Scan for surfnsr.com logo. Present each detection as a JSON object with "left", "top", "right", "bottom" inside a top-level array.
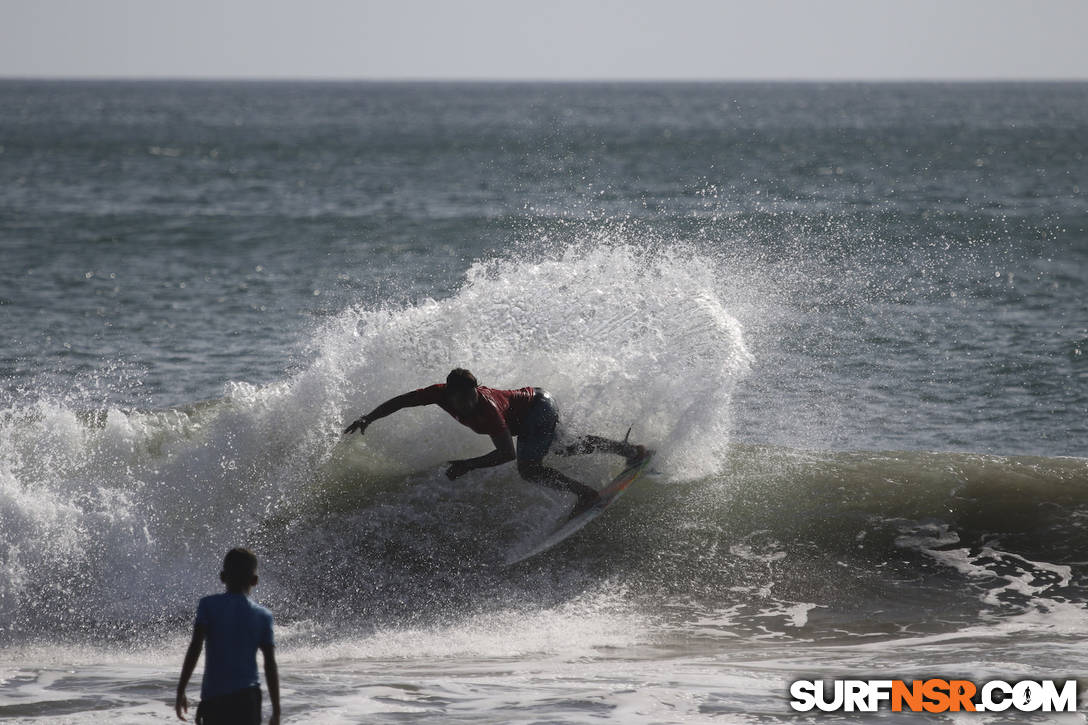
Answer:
[{"left": 789, "top": 679, "right": 1078, "bottom": 713}]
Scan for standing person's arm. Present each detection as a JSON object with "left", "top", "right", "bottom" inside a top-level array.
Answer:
[
  {"left": 175, "top": 624, "right": 205, "bottom": 721},
  {"left": 344, "top": 389, "right": 436, "bottom": 434},
  {"left": 260, "top": 641, "right": 281, "bottom": 725}
]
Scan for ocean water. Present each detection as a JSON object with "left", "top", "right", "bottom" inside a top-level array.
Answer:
[{"left": 1, "top": 80, "right": 1086, "bottom": 723}]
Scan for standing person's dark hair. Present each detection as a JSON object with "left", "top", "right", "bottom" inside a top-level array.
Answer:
[
  {"left": 175, "top": 548, "right": 281, "bottom": 725},
  {"left": 221, "top": 547, "right": 259, "bottom": 589}
]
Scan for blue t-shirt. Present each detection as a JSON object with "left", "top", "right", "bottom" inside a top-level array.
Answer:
[{"left": 195, "top": 592, "right": 275, "bottom": 699}]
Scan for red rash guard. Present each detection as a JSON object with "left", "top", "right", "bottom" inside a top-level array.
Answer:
[{"left": 405, "top": 384, "right": 536, "bottom": 436}]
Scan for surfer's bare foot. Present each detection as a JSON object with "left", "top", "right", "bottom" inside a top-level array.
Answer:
[
  {"left": 570, "top": 491, "right": 602, "bottom": 518},
  {"left": 624, "top": 443, "right": 648, "bottom": 466}
]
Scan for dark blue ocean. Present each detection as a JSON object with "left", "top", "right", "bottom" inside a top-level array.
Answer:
[{"left": 1, "top": 81, "right": 1086, "bottom": 722}]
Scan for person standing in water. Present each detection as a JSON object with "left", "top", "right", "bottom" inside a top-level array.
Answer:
[
  {"left": 343, "top": 368, "right": 646, "bottom": 516},
  {"left": 175, "top": 548, "right": 280, "bottom": 725}
]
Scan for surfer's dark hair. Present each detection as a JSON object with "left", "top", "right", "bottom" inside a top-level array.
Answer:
[
  {"left": 221, "top": 547, "right": 258, "bottom": 587},
  {"left": 446, "top": 368, "right": 478, "bottom": 391}
]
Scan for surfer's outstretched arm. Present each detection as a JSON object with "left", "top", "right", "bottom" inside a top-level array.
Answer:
[
  {"left": 344, "top": 391, "right": 425, "bottom": 434},
  {"left": 446, "top": 431, "right": 516, "bottom": 479}
]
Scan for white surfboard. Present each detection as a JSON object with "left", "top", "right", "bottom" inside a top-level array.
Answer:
[{"left": 504, "top": 449, "right": 655, "bottom": 566}]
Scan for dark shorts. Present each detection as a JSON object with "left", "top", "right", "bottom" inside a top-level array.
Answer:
[
  {"left": 516, "top": 388, "right": 559, "bottom": 462},
  {"left": 196, "top": 687, "right": 262, "bottom": 725}
]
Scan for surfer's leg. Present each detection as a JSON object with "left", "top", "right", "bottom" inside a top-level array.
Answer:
[
  {"left": 516, "top": 389, "right": 600, "bottom": 512},
  {"left": 517, "top": 459, "right": 599, "bottom": 504},
  {"left": 558, "top": 434, "right": 622, "bottom": 456},
  {"left": 558, "top": 434, "right": 644, "bottom": 463}
]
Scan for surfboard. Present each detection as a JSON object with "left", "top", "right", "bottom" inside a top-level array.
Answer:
[{"left": 504, "top": 448, "right": 656, "bottom": 566}]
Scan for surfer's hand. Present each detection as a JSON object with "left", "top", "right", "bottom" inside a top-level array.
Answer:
[
  {"left": 446, "top": 460, "right": 472, "bottom": 480},
  {"left": 344, "top": 416, "right": 370, "bottom": 435},
  {"left": 175, "top": 691, "right": 188, "bottom": 720}
]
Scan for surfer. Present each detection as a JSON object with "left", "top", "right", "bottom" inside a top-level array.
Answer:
[{"left": 344, "top": 368, "right": 645, "bottom": 515}]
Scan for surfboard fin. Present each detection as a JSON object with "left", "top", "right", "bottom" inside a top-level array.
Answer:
[{"left": 621, "top": 426, "right": 651, "bottom": 466}]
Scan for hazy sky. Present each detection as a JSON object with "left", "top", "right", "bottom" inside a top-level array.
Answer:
[{"left": 2, "top": 0, "right": 1087, "bottom": 81}]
